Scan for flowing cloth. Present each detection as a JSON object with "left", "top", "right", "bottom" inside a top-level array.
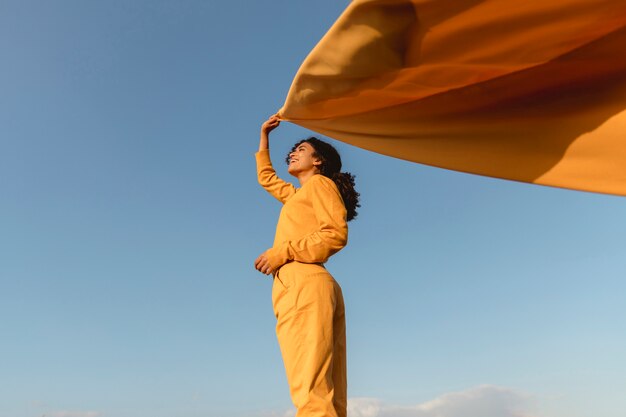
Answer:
[{"left": 278, "top": 0, "right": 626, "bottom": 195}]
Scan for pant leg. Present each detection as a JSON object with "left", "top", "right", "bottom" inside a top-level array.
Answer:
[
  {"left": 331, "top": 284, "right": 347, "bottom": 417},
  {"left": 272, "top": 266, "right": 347, "bottom": 417}
]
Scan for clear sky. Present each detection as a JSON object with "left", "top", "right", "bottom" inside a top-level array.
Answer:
[{"left": 1, "top": 2, "right": 625, "bottom": 417}]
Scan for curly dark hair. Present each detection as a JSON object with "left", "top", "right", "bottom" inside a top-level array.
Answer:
[{"left": 286, "top": 137, "right": 360, "bottom": 221}]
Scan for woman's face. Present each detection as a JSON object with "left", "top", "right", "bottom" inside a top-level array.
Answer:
[{"left": 287, "top": 142, "right": 321, "bottom": 176}]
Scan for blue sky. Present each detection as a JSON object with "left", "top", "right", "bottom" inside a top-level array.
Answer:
[{"left": 1, "top": 1, "right": 625, "bottom": 417}]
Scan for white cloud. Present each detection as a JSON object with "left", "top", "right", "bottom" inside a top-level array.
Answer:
[
  {"left": 349, "top": 385, "right": 535, "bottom": 417},
  {"left": 276, "top": 385, "right": 537, "bottom": 417},
  {"left": 281, "top": 408, "right": 296, "bottom": 417},
  {"left": 348, "top": 397, "right": 382, "bottom": 417}
]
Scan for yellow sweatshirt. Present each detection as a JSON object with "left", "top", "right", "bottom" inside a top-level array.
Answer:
[{"left": 256, "top": 149, "right": 348, "bottom": 271}]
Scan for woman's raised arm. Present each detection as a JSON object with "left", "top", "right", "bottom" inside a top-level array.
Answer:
[
  {"left": 259, "top": 114, "right": 280, "bottom": 152},
  {"left": 256, "top": 114, "right": 297, "bottom": 203}
]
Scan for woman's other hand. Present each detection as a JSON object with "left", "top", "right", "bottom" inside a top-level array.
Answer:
[{"left": 254, "top": 250, "right": 274, "bottom": 275}]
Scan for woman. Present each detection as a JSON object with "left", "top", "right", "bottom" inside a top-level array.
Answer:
[{"left": 254, "top": 114, "right": 360, "bottom": 417}]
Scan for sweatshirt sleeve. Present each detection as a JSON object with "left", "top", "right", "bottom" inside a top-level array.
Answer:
[
  {"left": 265, "top": 175, "right": 348, "bottom": 269},
  {"left": 255, "top": 149, "right": 296, "bottom": 203}
]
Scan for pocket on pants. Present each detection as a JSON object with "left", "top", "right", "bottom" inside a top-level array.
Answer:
[
  {"left": 273, "top": 268, "right": 291, "bottom": 290},
  {"left": 272, "top": 271, "right": 294, "bottom": 320}
]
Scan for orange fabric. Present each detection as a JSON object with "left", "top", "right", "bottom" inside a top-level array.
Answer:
[{"left": 279, "top": 0, "right": 626, "bottom": 195}]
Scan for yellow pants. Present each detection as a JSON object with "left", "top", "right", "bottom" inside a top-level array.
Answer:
[{"left": 272, "top": 262, "right": 347, "bottom": 417}]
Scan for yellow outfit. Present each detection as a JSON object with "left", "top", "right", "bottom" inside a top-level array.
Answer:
[{"left": 256, "top": 149, "right": 348, "bottom": 417}]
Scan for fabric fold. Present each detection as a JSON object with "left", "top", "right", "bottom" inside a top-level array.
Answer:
[{"left": 280, "top": 0, "right": 626, "bottom": 195}]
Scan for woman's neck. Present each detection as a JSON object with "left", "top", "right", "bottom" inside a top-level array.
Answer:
[{"left": 296, "top": 170, "right": 319, "bottom": 187}]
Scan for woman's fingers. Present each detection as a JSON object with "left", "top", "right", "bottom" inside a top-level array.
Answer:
[
  {"left": 254, "top": 252, "right": 273, "bottom": 275},
  {"left": 261, "top": 115, "right": 281, "bottom": 135}
]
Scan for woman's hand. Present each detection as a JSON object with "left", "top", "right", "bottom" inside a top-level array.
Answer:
[
  {"left": 259, "top": 114, "right": 280, "bottom": 152},
  {"left": 261, "top": 114, "right": 281, "bottom": 136},
  {"left": 254, "top": 250, "right": 274, "bottom": 275}
]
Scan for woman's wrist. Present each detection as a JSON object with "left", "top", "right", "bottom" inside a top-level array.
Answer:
[{"left": 259, "top": 132, "right": 269, "bottom": 151}]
